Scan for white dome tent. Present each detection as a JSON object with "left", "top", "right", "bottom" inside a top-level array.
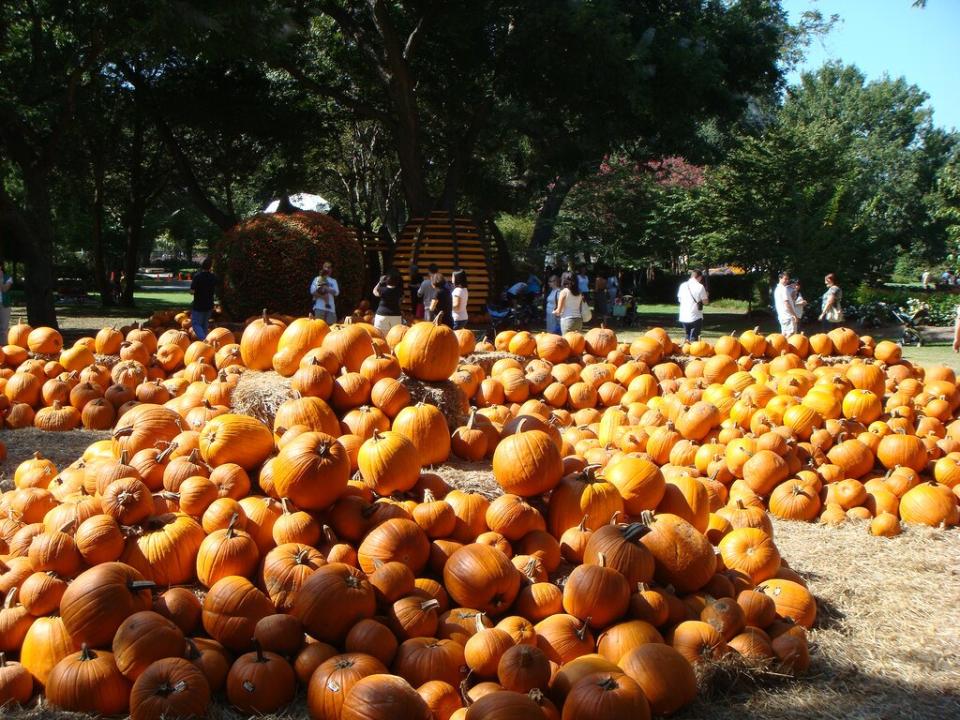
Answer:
[{"left": 263, "top": 192, "right": 331, "bottom": 214}]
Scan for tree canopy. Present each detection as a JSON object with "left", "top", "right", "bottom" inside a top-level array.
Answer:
[{"left": 0, "top": 1, "right": 954, "bottom": 324}]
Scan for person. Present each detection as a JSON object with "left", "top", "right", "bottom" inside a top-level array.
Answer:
[
  {"left": 310, "top": 261, "right": 339, "bottom": 324},
  {"left": 0, "top": 262, "right": 12, "bottom": 340},
  {"left": 189, "top": 257, "right": 218, "bottom": 340},
  {"left": 818, "top": 273, "right": 843, "bottom": 330},
  {"left": 554, "top": 272, "right": 584, "bottom": 334},
  {"left": 576, "top": 266, "right": 590, "bottom": 297},
  {"left": 430, "top": 273, "right": 453, "bottom": 327},
  {"left": 677, "top": 269, "right": 708, "bottom": 342},
  {"left": 545, "top": 275, "right": 561, "bottom": 334},
  {"left": 607, "top": 272, "right": 620, "bottom": 305},
  {"left": 921, "top": 270, "right": 932, "bottom": 289},
  {"left": 953, "top": 304, "right": 960, "bottom": 353},
  {"left": 372, "top": 267, "right": 403, "bottom": 336},
  {"left": 451, "top": 270, "right": 469, "bottom": 330},
  {"left": 594, "top": 274, "right": 608, "bottom": 321},
  {"left": 773, "top": 271, "right": 802, "bottom": 336},
  {"left": 417, "top": 263, "right": 439, "bottom": 320},
  {"left": 525, "top": 271, "right": 542, "bottom": 297}
]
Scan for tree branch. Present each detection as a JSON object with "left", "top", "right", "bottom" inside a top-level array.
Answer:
[
  {"left": 276, "top": 62, "right": 392, "bottom": 124},
  {"left": 403, "top": 17, "right": 424, "bottom": 61}
]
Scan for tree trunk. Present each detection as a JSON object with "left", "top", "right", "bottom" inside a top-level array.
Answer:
[
  {"left": 91, "top": 153, "right": 112, "bottom": 305},
  {"left": 121, "top": 94, "right": 146, "bottom": 308},
  {"left": 530, "top": 172, "right": 579, "bottom": 250},
  {"left": 21, "top": 182, "right": 59, "bottom": 328}
]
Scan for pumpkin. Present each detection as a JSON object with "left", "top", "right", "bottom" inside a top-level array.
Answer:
[
  {"left": 112, "top": 610, "right": 186, "bottom": 680},
  {"left": 496, "top": 643, "right": 551, "bottom": 694},
  {"left": 443, "top": 544, "right": 521, "bottom": 616},
  {"left": 0, "top": 652, "right": 33, "bottom": 707},
  {"left": 45, "top": 645, "right": 130, "bottom": 714},
  {"left": 563, "top": 670, "right": 651, "bottom": 720},
  {"left": 19, "top": 616, "right": 74, "bottom": 688},
  {"left": 392, "top": 637, "right": 465, "bottom": 688},
  {"left": 638, "top": 512, "right": 716, "bottom": 593},
  {"left": 358, "top": 518, "right": 431, "bottom": 575},
  {"left": 239, "top": 311, "right": 286, "bottom": 370},
  {"left": 393, "top": 402, "right": 452, "bottom": 466},
  {"left": 129, "top": 656, "right": 211, "bottom": 720},
  {"left": 356, "top": 430, "right": 421, "bottom": 495},
  {"left": 307, "top": 653, "right": 388, "bottom": 720},
  {"left": 340, "top": 673, "right": 431, "bottom": 720},
  {"left": 291, "top": 562, "right": 376, "bottom": 644},
  {"left": 201, "top": 576, "right": 274, "bottom": 652},
  {"left": 272, "top": 431, "right": 350, "bottom": 509},
  {"left": 492, "top": 428, "right": 563, "bottom": 497},
  {"left": 757, "top": 579, "right": 817, "bottom": 628},
  {"left": 198, "top": 413, "right": 275, "bottom": 471},
  {"left": 226, "top": 641, "right": 296, "bottom": 714},
  {"left": 59, "top": 562, "right": 154, "bottom": 648},
  {"left": 619, "top": 643, "right": 696, "bottom": 716},
  {"left": 396, "top": 317, "right": 461, "bottom": 381}
]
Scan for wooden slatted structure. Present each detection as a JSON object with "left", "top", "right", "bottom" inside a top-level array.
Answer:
[{"left": 390, "top": 211, "right": 502, "bottom": 316}]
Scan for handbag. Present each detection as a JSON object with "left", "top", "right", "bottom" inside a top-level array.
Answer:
[
  {"left": 580, "top": 297, "right": 593, "bottom": 323},
  {"left": 825, "top": 305, "right": 844, "bottom": 323}
]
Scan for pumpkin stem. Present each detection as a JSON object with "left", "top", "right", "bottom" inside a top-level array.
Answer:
[
  {"left": 597, "top": 552, "right": 607, "bottom": 569},
  {"left": 433, "top": 311, "right": 444, "bottom": 325},
  {"left": 475, "top": 612, "right": 487, "bottom": 633},
  {"left": 577, "top": 515, "right": 589, "bottom": 532},
  {"left": 576, "top": 618, "right": 590, "bottom": 641},
  {"left": 622, "top": 522, "right": 651, "bottom": 542},
  {"left": 227, "top": 512, "right": 240, "bottom": 537},
  {"left": 78, "top": 643, "right": 94, "bottom": 661},
  {"left": 4, "top": 586, "right": 20, "bottom": 608},
  {"left": 127, "top": 579, "right": 158, "bottom": 593},
  {"left": 252, "top": 638, "right": 267, "bottom": 663},
  {"left": 295, "top": 548, "right": 311, "bottom": 564}
]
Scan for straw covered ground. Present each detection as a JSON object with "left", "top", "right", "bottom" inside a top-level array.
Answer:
[{"left": 2, "top": 437, "right": 958, "bottom": 719}]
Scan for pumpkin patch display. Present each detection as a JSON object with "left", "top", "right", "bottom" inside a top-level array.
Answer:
[{"left": 2, "top": 315, "right": 958, "bottom": 719}]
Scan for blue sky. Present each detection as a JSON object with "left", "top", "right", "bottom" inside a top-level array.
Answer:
[{"left": 782, "top": 0, "right": 960, "bottom": 131}]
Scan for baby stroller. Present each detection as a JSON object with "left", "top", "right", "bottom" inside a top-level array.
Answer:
[
  {"left": 891, "top": 302, "right": 928, "bottom": 346},
  {"left": 486, "top": 304, "right": 518, "bottom": 338}
]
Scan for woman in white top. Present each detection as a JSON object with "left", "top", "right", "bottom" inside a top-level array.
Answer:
[
  {"left": 545, "top": 275, "right": 561, "bottom": 334},
  {"left": 677, "top": 269, "right": 708, "bottom": 341},
  {"left": 451, "top": 271, "right": 469, "bottom": 330},
  {"left": 554, "top": 272, "right": 584, "bottom": 334}
]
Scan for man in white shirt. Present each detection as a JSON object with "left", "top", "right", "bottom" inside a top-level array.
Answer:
[
  {"left": 309, "top": 260, "right": 339, "bottom": 324},
  {"left": 773, "top": 271, "right": 801, "bottom": 336},
  {"left": 677, "top": 270, "right": 709, "bottom": 341}
]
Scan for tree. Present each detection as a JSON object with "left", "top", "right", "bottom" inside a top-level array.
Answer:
[
  {"left": 0, "top": 2, "right": 111, "bottom": 326},
  {"left": 693, "top": 63, "right": 955, "bottom": 288}
]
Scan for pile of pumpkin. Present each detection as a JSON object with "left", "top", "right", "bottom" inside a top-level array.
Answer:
[{"left": 0, "top": 316, "right": 842, "bottom": 718}]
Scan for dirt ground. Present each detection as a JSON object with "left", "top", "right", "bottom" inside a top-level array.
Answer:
[{"left": 3, "top": 437, "right": 959, "bottom": 719}]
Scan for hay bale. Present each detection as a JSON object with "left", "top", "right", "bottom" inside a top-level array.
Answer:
[
  {"left": 463, "top": 351, "right": 526, "bottom": 374},
  {"left": 398, "top": 374, "right": 469, "bottom": 430},
  {"left": 231, "top": 371, "right": 294, "bottom": 426}
]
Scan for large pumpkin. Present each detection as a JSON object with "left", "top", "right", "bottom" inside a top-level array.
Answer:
[
  {"left": 45, "top": 645, "right": 131, "bottom": 715},
  {"left": 396, "top": 317, "right": 460, "bottom": 381},
  {"left": 272, "top": 431, "right": 350, "bottom": 510},
  {"left": 492, "top": 429, "right": 563, "bottom": 497},
  {"left": 291, "top": 563, "right": 377, "bottom": 644},
  {"left": 638, "top": 512, "right": 716, "bottom": 593},
  {"left": 443, "top": 544, "right": 521, "bottom": 615},
  {"left": 59, "top": 562, "right": 155, "bottom": 648},
  {"left": 199, "top": 414, "right": 275, "bottom": 470},
  {"left": 392, "top": 403, "right": 452, "bottom": 466}
]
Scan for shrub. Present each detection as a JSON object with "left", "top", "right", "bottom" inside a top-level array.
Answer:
[{"left": 214, "top": 211, "right": 365, "bottom": 321}]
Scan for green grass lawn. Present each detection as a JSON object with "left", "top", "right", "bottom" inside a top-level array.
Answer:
[{"left": 47, "top": 290, "right": 194, "bottom": 319}]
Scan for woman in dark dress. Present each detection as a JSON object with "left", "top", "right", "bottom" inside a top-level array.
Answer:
[{"left": 373, "top": 267, "right": 404, "bottom": 336}]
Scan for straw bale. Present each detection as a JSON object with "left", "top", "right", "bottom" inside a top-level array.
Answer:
[{"left": 231, "top": 370, "right": 294, "bottom": 426}]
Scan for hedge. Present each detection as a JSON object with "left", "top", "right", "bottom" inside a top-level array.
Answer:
[{"left": 214, "top": 211, "right": 365, "bottom": 322}]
